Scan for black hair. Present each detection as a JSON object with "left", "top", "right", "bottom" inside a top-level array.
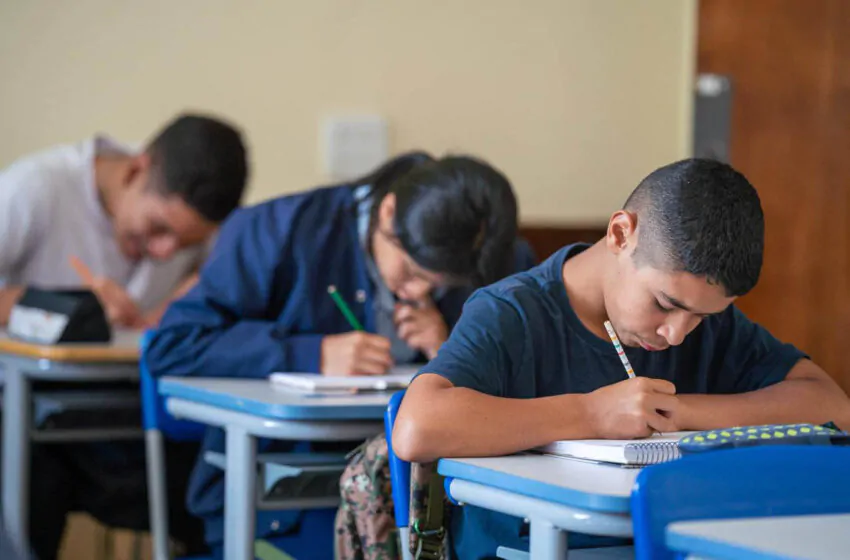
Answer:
[
  {"left": 624, "top": 158, "right": 764, "bottom": 296},
  {"left": 145, "top": 113, "right": 248, "bottom": 222},
  {"left": 357, "top": 151, "right": 519, "bottom": 287}
]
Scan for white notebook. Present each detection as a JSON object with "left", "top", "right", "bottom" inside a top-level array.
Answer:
[
  {"left": 269, "top": 365, "right": 420, "bottom": 394},
  {"left": 538, "top": 431, "right": 694, "bottom": 466}
]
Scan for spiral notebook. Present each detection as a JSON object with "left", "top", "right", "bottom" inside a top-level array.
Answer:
[
  {"left": 539, "top": 431, "right": 695, "bottom": 466},
  {"left": 269, "top": 365, "right": 420, "bottom": 394}
]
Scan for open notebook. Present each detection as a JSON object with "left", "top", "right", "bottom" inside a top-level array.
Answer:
[
  {"left": 538, "top": 431, "right": 695, "bottom": 466},
  {"left": 269, "top": 365, "right": 420, "bottom": 394}
]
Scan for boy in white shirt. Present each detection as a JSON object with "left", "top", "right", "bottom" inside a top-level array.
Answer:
[
  {"left": 0, "top": 113, "right": 248, "bottom": 328},
  {"left": 0, "top": 113, "right": 248, "bottom": 559}
]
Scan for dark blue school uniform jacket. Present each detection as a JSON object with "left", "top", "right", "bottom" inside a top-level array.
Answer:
[{"left": 146, "top": 184, "right": 536, "bottom": 544}]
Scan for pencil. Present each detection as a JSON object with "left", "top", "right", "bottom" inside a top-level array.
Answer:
[
  {"left": 604, "top": 321, "right": 664, "bottom": 435},
  {"left": 603, "top": 320, "right": 636, "bottom": 379},
  {"left": 328, "top": 285, "right": 364, "bottom": 331}
]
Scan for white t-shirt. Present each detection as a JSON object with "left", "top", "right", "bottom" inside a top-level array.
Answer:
[{"left": 0, "top": 136, "right": 204, "bottom": 311}]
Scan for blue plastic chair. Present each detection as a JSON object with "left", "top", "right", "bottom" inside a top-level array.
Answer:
[
  {"left": 140, "top": 331, "right": 336, "bottom": 560},
  {"left": 631, "top": 445, "right": 850, "bottom": 560},
  {"left": 141, "top": 331, "right": 208, "bottom": 560},
  {"left": 384, "top": 391, "right": 413, "bottom": 560}
]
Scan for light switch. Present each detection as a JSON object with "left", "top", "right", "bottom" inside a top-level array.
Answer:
[{"left": 321, "top": 115, "right": 388, "bottom": 180}]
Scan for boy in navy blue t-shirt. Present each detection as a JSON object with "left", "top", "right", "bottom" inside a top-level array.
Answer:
[{"left": 394, "top": 159, "right": 850, "bottom": 559}]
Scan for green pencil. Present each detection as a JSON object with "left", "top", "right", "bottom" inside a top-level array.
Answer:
[{"left": 327, "top": 285, "right": 364, "bottom": 331}]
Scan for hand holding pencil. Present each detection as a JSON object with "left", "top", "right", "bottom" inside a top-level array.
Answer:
[
  {"left": 321, "top": 285, "right": 393, "bottom": 376},
  {"left": 580, "top": 320, "right": 679, "bottom": 438},
  {"left": 584, "top": 375, "right": 679, "bottom": 439}
]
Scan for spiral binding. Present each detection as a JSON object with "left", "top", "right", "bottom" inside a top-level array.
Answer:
[{"left": 624, "top": 441, "right": 680, "bottom": 464}]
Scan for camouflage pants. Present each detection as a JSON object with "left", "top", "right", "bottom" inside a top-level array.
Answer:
[{"left": 335, "top": 433, "right": 400, "bottom": 560}]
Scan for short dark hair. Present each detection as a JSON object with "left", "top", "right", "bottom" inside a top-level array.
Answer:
[
  {"left": 384, "top": 154, "right": 518, "bottom": 287},
  {"left": 624, "top": 158, "right": 764, "bottom": 296},
  {"left": 145, "top": 113, "right": 248, "bottom": 222}
]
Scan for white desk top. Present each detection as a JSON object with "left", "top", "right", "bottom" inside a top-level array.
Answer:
[
  {"left": 0, "top": 330, "right": 141, "bottom": 362},
  {"left": 439, "top": 454, "right": 639, "bottom": 513},
  {"left": 160, "top": 377, "right": 395, "bottom": 420},
  {"left": 667, "top": 513, "right": 850, "bottom": 560}
]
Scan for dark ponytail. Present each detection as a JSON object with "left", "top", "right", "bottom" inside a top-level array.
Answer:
[
  {"left": 392, "top": 156, "right": 518, "bottom": 287},
  {"left": 356, "top": 151, "right": 435, "bottom": 200},
  {"left": 356, "top": 152, "right": 519, "bottom": 287},
  {"left": 356, "top": 151, "right": 434, "bottom": 242}
]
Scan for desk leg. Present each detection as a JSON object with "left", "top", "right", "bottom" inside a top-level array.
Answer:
[
  {"left": 2, "top": 371, "right": 30, "bottom": 555},
  {"left": 225, "top": 426, "right": 257, "bottom": 560},
  {"left": 145, "top": 430, "right": 171, "bottom": 560},
  {"left": 530, "top": 519, "right": 567, "bottom": 560}
]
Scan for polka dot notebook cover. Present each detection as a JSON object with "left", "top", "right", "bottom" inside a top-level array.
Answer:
[{"left": 539, "top": 423, "right": 849, "bottom": 466}]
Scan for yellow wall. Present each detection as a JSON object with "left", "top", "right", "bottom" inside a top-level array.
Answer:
[{"left": 0, "top": 0, "right": 695, "bottom": 223}]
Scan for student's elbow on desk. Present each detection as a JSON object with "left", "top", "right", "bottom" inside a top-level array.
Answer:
[
  {"left": 392, "top": 414, "right": 433, "bottom": 463},
  {"left": 392, "top": 374, "right": 456, "bottom": 463}
]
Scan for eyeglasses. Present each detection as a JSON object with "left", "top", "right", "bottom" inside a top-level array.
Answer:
[{"left": 376, "top": 228, "right": 443, "bottom": 290}]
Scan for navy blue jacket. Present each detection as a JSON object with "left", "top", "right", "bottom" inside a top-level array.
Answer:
[{"left": 146, "top": 184, "right": 536, "bottom": 543}]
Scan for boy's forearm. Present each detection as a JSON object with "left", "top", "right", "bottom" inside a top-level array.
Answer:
[
  {"left": 678, "top": 364, "right": 850, "bottom": 430},
  {"left": 393, "top": 374, "right": 595, "bottom": 462}
]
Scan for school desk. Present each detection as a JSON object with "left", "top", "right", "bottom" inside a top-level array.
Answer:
[
  {"left": 0, "top": 330, "right": 142, "bottom": 553},
  {"left": 160, "top": 377, "right": 391, "bottom": 560},
  {"left": 438, "top": 454, "right": 637, "bottom": 559}
]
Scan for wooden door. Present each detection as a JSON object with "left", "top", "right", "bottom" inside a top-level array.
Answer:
[{"left": 698, "top": 0, "right": 850, "bottom": 393}]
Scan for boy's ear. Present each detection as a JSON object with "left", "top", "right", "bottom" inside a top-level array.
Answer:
[
  {"left": 378, "top": 192, "right": 396, "bottom": 229},
  {"left": 135, "top": 152, "right": 151, "bottom": 172},
  {"left": 124, "top": 153, "right": 152, "bottom": 189},
  {"left": 606, "top": 210, "right": 638, "bottom": 255}
]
